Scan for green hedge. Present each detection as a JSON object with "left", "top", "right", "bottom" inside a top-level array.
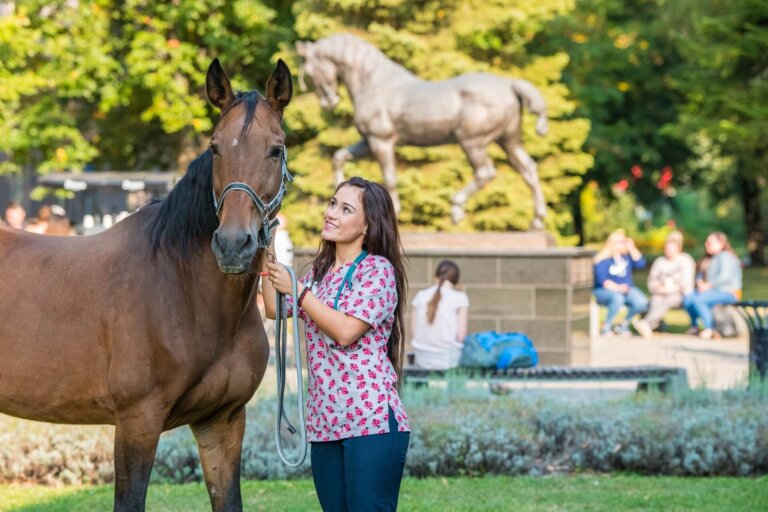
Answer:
[{"left": 1, "top": 386, "right": 767, "bottom": 485}]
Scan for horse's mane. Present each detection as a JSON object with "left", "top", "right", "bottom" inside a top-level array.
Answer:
[
  {"left": 314, "top": 34, "right": 413, "bottom": 80},
  {"left": 145, "top": 91, "right": 259, "bottom": 256}
]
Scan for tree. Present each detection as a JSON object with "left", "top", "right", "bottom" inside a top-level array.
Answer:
[
  {"left": 660, "top": 0, "right": 768, "bottom": 264},
  {"left": 281, "top": 0, "right": 592, "bottom": 246},
  {"left": 534, "top": 0, "right": 691, "bottom": 245}
]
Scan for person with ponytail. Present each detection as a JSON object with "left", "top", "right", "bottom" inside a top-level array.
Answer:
[
  {"left": 410, "top": 260, "right": 470, "bottom": 370},
  {"left": 262, "top": 177, "right": 409, "bottom": 512}
]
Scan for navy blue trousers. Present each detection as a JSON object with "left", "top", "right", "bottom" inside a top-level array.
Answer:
[{"left": 311, "top": 406, "right": 410, "bottom": 511}]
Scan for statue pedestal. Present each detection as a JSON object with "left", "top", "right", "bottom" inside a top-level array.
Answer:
[
  {"left": 402, "top": 232, "right": 594, "bottom": 366},
  {"left": 294, "top": 232, "right": 594, "bottom": 366}
]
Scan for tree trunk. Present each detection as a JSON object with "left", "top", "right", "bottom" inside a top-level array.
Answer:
[
  {"left": 571, "top": 187, "right": 584, "bottom": 246},
  {"left": 741, "top": 174, "right": 765, "bottom": 266}
]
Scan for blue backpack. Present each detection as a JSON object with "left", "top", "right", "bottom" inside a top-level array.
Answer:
[{"left": 460, "top": 331, "right": 538, "bottom": 370}]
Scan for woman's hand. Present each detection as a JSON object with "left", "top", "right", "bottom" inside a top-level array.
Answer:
[{"left": 266, "top": 261, "right": 297, "bottom": 296}]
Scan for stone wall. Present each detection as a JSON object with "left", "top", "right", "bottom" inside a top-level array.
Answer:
[{"left": 293, "top": 244, "right": 595, "bottom": 366}]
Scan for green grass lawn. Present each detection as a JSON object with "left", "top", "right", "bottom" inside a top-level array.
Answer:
[{"left": 2, "top": 475, "right": 767, "bottom": 511}]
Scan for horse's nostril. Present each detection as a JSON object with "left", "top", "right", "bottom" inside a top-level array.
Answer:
[{"left": 240, "top": 233, "right": 255, "bottom": 252}]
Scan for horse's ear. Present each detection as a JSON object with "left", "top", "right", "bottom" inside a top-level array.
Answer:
[
  {"left": 266, "top": 59, "right": 292, "bottom": 112},
  {"left": 206, "top": 58, "right": 236, "bottom": 111}
]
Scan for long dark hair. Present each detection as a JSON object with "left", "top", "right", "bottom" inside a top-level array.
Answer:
[
  {"left": 311, "top": 177, "right": 408, "bottom": 383},
  {"left": 427, "top": 260, "right": 460, "bottom": 324}
]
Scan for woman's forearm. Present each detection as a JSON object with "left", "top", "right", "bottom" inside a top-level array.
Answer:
[{"left": 300, "top": 290, "right": 370, "bottom": 346}]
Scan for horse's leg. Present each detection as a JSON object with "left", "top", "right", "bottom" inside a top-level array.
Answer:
[
  {"left": 191, "top": 406, "right": 247, "bottom": 512},
  {"left": 451, "top": 143, "right": 497, "bottom": 223},
  {"left": 501, "top": 139, "right": 547, "bottom": 230},
  {"left": 367, "top": 137, "right": 401, "bottom": 213},
  {"left": 332, "top": 139, "right": 371, "bottom": 186},
  {"left": 113, "top": 406, "right": 166, "bottom": 511}
]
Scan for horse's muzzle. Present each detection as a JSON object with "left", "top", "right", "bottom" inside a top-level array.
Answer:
[{"left": 211, "top": 228, "right": 258, "bottom": 274}]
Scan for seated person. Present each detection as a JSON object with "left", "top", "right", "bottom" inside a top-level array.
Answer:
[
  {"left": 633, "top": 231, "right": 696, "bottom": 338},
  {"left": 683, "top": 232, "right": 742, "bottom": 339},
  {"left": 593, "top": 229, "right": 649, "bottom": 336},
  {"left": 410, "top": 260, "right": 469, "bottom": 370}
]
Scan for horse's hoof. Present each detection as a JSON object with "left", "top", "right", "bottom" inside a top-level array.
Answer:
[
  {"left": 529, "top": 218, "right": 545, "bottom": 231},
  {"left": 451, "top": 205, "right": 466, "bottom": 224}
]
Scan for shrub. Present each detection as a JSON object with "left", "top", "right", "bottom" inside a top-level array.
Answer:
[{"left": 1, "top": 385, "right": 767, "bottom": 485}]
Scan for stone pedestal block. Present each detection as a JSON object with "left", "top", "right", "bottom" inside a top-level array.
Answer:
[{"left": 293, "top": 233, "right": 595, "bottom": 366}]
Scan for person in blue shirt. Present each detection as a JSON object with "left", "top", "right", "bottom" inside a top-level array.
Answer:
[
  {"left": 683, "top": 231, "right": 743, "bottom": 339},
  {"left": 593, "top": 229, "right": 649, "bottom": 336}
]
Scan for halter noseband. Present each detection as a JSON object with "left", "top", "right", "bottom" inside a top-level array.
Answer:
[{"left": 212, "top": 150, "right": 293, "bottom": 248}]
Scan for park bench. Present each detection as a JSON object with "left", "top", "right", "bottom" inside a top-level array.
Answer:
[{"left": 402, "top": 365, "right": 689, "bottom": 393}]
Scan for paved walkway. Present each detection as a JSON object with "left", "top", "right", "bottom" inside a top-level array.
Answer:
[{"left": 590, "top": 332, "right": 750, "bottom": 390}]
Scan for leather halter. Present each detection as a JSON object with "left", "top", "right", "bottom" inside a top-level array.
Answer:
[{"left": 212, "top": 150, "right": 293, "bottom": 248}]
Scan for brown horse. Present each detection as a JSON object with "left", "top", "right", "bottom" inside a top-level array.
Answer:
[{"left": 0, "top": 58, "right": 292, "bottom": 511}]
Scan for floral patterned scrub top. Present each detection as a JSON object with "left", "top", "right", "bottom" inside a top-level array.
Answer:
[{"left": 286, "top": 254, "right": 410, "bottom": 442}]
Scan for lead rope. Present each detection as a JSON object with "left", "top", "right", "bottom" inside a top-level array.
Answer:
[{"left": 274, "top": 263, "right": 308, "bottom": 467}]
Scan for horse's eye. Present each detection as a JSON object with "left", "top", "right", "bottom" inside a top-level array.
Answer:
[{"left": 270, "top": 147, "right": 283, "bottom": 160}]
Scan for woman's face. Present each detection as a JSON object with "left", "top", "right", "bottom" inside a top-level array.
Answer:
[
  {"left": 705, "top": 234, "right": 724, "bottom": 255},
  {"left": 321, "top": 185, "right": 367, "bottom": 245},
  {"left": 664, "top": 241, "right": 681, "bottom": 258}
]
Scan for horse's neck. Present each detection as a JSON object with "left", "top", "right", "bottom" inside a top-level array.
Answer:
[{"left": 333, "top": 46, "right": 417, "bottom": 99}]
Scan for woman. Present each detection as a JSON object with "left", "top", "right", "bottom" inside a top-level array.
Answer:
[
  {"left": 683, "top": 231, "right": 742, "bottom": 339},
  {"left": 593, "top": 229, "right": 649, "bottom": 336},
  {"left": 262, "top": 177, "right": 409, "bottom": 512},
  {"left": 633, "top": 231, "right": 696, "bottom": 338},
  {"left": 410, "top": 260, "right": 469, "bottom": 370}
]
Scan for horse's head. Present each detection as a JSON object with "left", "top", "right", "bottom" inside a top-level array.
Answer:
[
  {"left": 296, "top": 41, "right": 340, "bottom": 109},
  {"left": 206, "top": 58, "right": 293, "bottom": 274}
]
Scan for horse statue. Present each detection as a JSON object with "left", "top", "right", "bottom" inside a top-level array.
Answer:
[
  {"left": 0, "top": 58, "right": 292, "bottom": 511},
  {"left": 296, "top": 33, "right": 549, "bottom": 229}
]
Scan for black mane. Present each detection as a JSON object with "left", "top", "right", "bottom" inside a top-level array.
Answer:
[{"left": 146, "top": 92, "right": 259, "bottom": 256}]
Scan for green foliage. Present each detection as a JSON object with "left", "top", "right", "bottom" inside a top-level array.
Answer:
[
  {"left": 3, "top": 386, "right": 768, "bottom": 485},
  {"left": 285, "top": 0, "right": 592, "bottom": 247}
]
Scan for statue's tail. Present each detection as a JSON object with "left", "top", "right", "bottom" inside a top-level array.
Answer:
[{"left": 510, "top": 79, "right": 548, "bottom": 136}]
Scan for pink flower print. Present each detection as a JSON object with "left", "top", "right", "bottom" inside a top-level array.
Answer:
[
  {"left": 309, "top": 342, "right": 316, "bottom": 351},
  {"left": 374, "top": 406, "right": 384, "bottom": 415},
  {"left": 354, "top": 298, "right": 363, "bottom": 307},
  {"left": 354, "top": 407, "right": 363, "bottom": 417},
  {"left": 375, "top": 365, "right": 384, "bottom": 373},
  {"left": 361, "top": 391, "right": 369, "bottom": 400},
  {"left": 363, "top": 280, "right": 373, "bottom": 288},
  {"left": 377, "top": 393, "right": 386, "bottom": 403},
  {"left": 361, "top": 428, "right": 369, "bottom": 436},
  {"left": 346, "top": 397, "right": 354, "bottom": 407},
  {"left": 317, "top": 376, "right": 324, "bottom": 386},
  {"left": 346, "top": 412, "right": 354, "bottom": 420},
  {"left": 368, "top": 369, "right": 377, "bottom": 379},
  {"left": 363, "top": 347, "right": 373, "bottom": 356},
  {"left": 313, "top": 363, "right": 322, "bottom": 372},
  {"left": 367, "top": 298, "right": 375, "bottom": 309},
  {"left": 361, "top": 359, "right": 370, "bottom": 365},
  {"left": 379, "top": 297, "right": 385, "bottom": 307},
  {"left": 339, "top": 386, "right": 348, "bottom": 395},
  {"left": 324, "top": 368, "right": 332, "bottom": 377},
  {"left": 373, "top": 418, "right": 381, "bottom": 427},
  {"left": 356, "top": 381, "right": 366, "bottom": 390},
  {"left": 362, "top": 309, "right": 370, "bottom": 319},
  {"left": 333, "top": 432, "right": 340, "bottom": 440},
  {"left": 350, "top": 363, "right": 359, "bottom": 372},
  {"left": 350, "top": 353, "right": 359, "bottom": 361},
  {"left": 317, "top": 351, "right": 326, "bottom": 360},
  {"left": 342, "top": 372, "right": 350, "bottom": 383},
  {"left": 379, "top": 277, "right": 386, "bottom": 287},
  {"left": 325, "top": 405, "right": 334, "bottom": 414},
  {"left": 329, "top": 379, "right": 336, "bottom": 388},
  {"left": 343, "top": 424, "right": 351, "bottom": 432},
  {"left": 364, "top": 401, "right": 373, "bottom": 410},
  {"left": 371, "top": 383, "right": 381, "bottom": 391},
  {"left": 329, "top": 394, "right": 337, "bottom": 403},
  {"left": 339, "top": 363, "right": 346, "bottom": 372},
  {"left": 358, "top": 418, "right": 367, "bottom": 427},
  {"left": 331, "top": 416, "right": 339, "bottom": 426}
]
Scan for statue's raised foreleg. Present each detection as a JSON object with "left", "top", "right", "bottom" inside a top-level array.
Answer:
[
  {"left": 501, "top": 140, "right": 547, "bottom": 230},
  {"left": 451, "top": 144, "right": 497, "bottom": 224},
  {"left": 332, "top": 139, "right": 371, "bottom": 186},
  {"left": 367, "top": 137, "right": 401, "bottom": 214}
]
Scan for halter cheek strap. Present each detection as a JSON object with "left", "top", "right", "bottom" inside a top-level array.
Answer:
[{"left": 212, "top": 149, "right": 294, "bottom": 247}]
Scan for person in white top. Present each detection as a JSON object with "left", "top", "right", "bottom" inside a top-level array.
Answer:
[{"left": 410, "top": 260, "right": 470, "bottom": 370}]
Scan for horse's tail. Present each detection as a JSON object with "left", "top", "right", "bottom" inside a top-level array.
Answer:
[{"left": 510, "top": 79, "right": 548, "bottom": 136}]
